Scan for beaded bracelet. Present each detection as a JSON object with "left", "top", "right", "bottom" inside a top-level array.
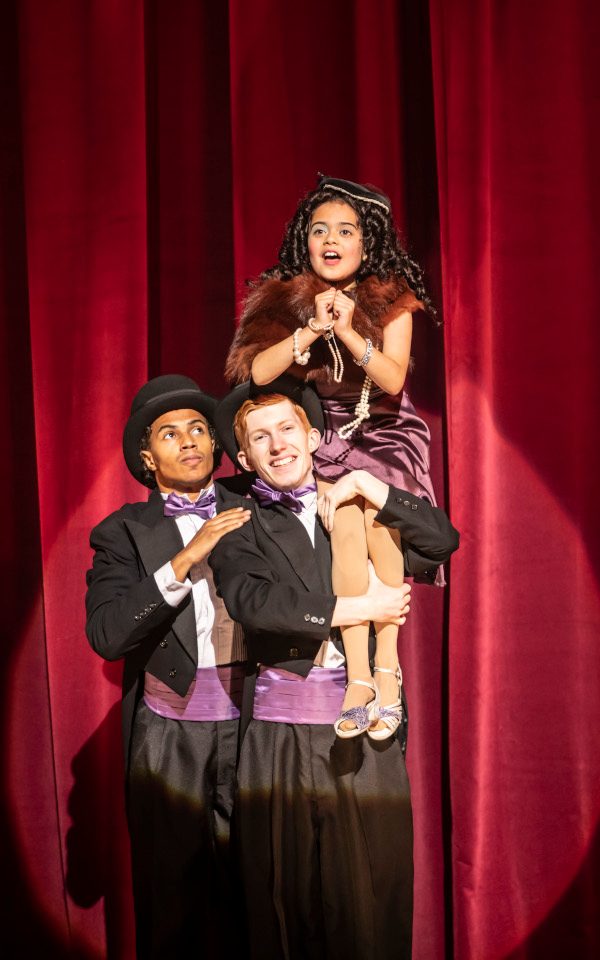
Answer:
[
  {"left": 307, "top": 316, "right": 334, "bottom": 334},
  {"left": 353, "top": 337, "right": 373, "bottom": 367},
  {"left": 292, "top": 328, "right": 310, "bottom": 365}
]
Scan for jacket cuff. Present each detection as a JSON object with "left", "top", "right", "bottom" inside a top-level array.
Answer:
[{"left": 374, "top": 488, "right": 421, "bottom": 527}]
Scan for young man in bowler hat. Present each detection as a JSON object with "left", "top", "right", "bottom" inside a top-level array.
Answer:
[
  {"left": 85, "top": 375, "right": 251, "bottom": 959},
  {"left": 209, "top": 376, "right": 459, "bottom": 960}
]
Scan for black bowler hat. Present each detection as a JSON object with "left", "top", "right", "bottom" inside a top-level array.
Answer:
[
  {"left": 123, "top": 374, "right": 219, "bottom": 487},
  {"left": 215, "top": 375, "right": 324, "bottom": 469}
]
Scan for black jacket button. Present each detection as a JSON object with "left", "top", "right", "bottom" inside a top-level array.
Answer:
[
  {"left": 160, "top": 640, "right": 168, "bottom": 648},
  {"left": 169, "top": 668, "right": 177, "bottom": 678}
]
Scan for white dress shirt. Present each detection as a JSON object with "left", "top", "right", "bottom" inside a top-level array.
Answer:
[
  {"left": 293, "top": 490, "right": 345, "bottom": 669},
  {"left": 153, "top": 487, "right": 245, "bottom": 667}
]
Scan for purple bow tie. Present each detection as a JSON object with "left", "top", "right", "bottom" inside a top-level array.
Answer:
[
  {"left": 251, "top": 477, "right": 317, "bottom": 514},
  {"left": 163, "top": 490, "right": 216, "bottom": 519}
]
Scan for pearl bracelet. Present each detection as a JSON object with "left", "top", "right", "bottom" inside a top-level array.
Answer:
[
  {"left": 307, "top": 316, "right": 334, "bottom": 334},
  {"left": 353, "top": 337, "right": 373, "bottom": 367},
  {"left": 292, "top": 328, "right": 310, "bottom": 365}
]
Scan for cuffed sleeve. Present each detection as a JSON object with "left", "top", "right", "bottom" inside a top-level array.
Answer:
[
  {"left": 153, "top": 561, "right": 192, "bottom": 607},
  {"left": 375, "top": 487, "right": 459, "bottom": 577}
]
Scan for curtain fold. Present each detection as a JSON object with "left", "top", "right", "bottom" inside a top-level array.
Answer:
[
  {"left": 10, "top": 0, "right": 148, "bottom": 953},
  {"left": 0, "top": 6, "right": 66, "bottom": 954},
  {"left": 429, "top": 1, "right": 600, "bottom": 957},
  {"left": 144, "top": 0, "right": 236, "bottom": 391}
]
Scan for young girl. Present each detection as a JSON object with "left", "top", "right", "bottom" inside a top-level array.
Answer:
[{"left": 225, "top": 175, "right": 439, "bottom": 739}]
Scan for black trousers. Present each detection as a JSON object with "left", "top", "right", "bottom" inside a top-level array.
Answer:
[
  {"left": 237, "top": 719, "right": 413, "bottom": 960},
  {"left": 128, "top": 700, "right": 243, "bottom": 959}
]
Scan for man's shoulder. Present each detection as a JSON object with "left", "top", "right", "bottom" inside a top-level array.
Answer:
[
  {"left": 90, "top": 497, "right": 154, "bottom": 539},
  {"left": 215, "top": 473, "right": 254, "bottom": 510},
  {"left": 216, "top": 472, "right": 253, "bottom": 497}
]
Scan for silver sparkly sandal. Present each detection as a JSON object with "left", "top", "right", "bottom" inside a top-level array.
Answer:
[
  {"left": 367, "top": 666, "right": 403, "bottom": 741},
  {"left": 334, "top": 679, "right": 380, "bottom": 739}
]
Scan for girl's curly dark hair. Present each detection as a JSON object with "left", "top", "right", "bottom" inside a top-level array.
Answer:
[{"left": 260, "top": 183, "right": 435, "bottom": 318}]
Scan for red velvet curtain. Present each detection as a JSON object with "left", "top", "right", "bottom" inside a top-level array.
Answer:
[
  {"left": 1, "top": 1, "right": 598, "bottom": 958},
  {"left": 429, "top": 2, "right": 600, "bottom": 958}
]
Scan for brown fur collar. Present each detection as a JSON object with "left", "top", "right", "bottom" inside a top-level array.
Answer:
[{"left": 225, "top": 272, "right": 422, "bottom": 385}]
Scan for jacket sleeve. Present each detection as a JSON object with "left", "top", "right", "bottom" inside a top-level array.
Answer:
[
  {"left": 374, "top": 487, "right": 460, "bottom": 580},
  {"left": 85, "top": 513, "right": 179, "bottom": 661},
  {"left": 209, "top": 523, "right": 336, "bottom": 642}
]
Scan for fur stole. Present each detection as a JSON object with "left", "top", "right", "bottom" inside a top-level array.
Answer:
[{"left": 225, "top": 272, "right": 423, "bottom": 386}]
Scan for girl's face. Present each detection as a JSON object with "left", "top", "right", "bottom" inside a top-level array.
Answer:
[{"left": 307, "top": 201, "right": 363, "bottom": 287}]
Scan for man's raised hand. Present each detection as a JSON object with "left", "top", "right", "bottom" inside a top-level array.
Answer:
[{"left": 171, "top": 507, "right": 251, "bottom": 581}]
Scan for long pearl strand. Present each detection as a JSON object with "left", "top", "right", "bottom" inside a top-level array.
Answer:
[
  {"left": 296, "top": 322, "right": 373, "bottom": 440},
  {"left": 323, "top": 330, "right": 344, "bottom": 384},
  {"left": 322, "top": 328, "right": 374, "bottom": 439},
  {"left": 337, "top": 375, "right": 372, "bottom": 440}
]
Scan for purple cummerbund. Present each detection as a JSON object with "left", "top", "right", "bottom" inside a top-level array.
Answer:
[
  {"left": 144, "top": 664, "right": 245, "bottom": 721},
  {"left": 253, "top": 665, "right": 346, "bottom": 724}
]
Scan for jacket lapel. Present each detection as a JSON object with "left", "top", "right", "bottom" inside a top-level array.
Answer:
[
  {"left": 314, "top": 516, "right": 333, "bottom": 591},
  {"left": 314, "top": 514, "right": 345, "bottom": 655},
  {"left": 253, "top": 502, "right": 326, "bottom": 593},
  {"left": 123, "top": 490, "right": 198, "bottom": 663}
]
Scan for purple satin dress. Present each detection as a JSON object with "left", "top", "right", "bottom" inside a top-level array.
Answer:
[{"left": 313, "top": 384, "right": 438, "bottom": 506}]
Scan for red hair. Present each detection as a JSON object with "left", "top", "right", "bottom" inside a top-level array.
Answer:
[{"left": 233, "top": 394, "right": 311, "bottom": 452}]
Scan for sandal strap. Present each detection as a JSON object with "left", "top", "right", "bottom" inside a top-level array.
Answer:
[
  {"left": 376, "top": 712, "right": 402, "bottom": 732},
  {"left": 345, "top": 678, "right": 376, "bottom": 693},
  {"left": 379, "top": 700, "right": 402, "bottom": 719},
  {"left": 373, "top": 665, "right": 402, "bottom": 682}
]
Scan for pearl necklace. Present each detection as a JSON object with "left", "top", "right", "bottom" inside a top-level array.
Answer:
[
  {"left": 337, "top": 375, "right": 372, "bottom": 440},
  {"left": 293, "top": 324, "right": 373, "bottom": 439}
]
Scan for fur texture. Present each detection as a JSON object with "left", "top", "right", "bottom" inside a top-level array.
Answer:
[{"left": 225, "top": 272, "right": 423, "bottom": 386}]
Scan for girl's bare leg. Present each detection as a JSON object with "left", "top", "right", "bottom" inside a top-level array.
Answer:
[
  {"left": 318, "top": 480, "right": 373, "bottom": 730},
  {"left": 365, "top": 506, "right": 404, "bottom": 729}
]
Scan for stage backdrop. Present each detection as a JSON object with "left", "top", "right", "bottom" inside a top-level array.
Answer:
[{"left": 1, "top": 1, "right": 598, "bottom": 958}]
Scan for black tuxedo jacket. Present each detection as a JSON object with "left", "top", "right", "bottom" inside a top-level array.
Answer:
[
  {"left": 210, "top": 485, "right": 459, "bottom": 684},
  {"left": 85, "top": 478, "right": 248, "bottom": 768}
]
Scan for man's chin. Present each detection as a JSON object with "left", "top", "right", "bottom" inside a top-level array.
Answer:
[
  {"left": 263, "top": 468, "right": 313, "bottom": 492},
  {"left": 157, "top": 470, "right": 213, "bottom": 494}
]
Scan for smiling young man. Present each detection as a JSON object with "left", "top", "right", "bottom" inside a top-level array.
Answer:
[
  {"left": 210, "top": 376, "right": 459, "bottom": 960},
  {"left": 85, "top": 375, "right": 251, "bottom": 959}
]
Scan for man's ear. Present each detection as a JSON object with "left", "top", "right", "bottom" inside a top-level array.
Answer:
[
  {"left": 307, "top": 428, "right": 321, "bottom": 454},
  {"left": 140, "top": 448, "right": 156, "bottom": 473},
  {"left": 237, "top": 449, "right": 253, "bottom": 473}
]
